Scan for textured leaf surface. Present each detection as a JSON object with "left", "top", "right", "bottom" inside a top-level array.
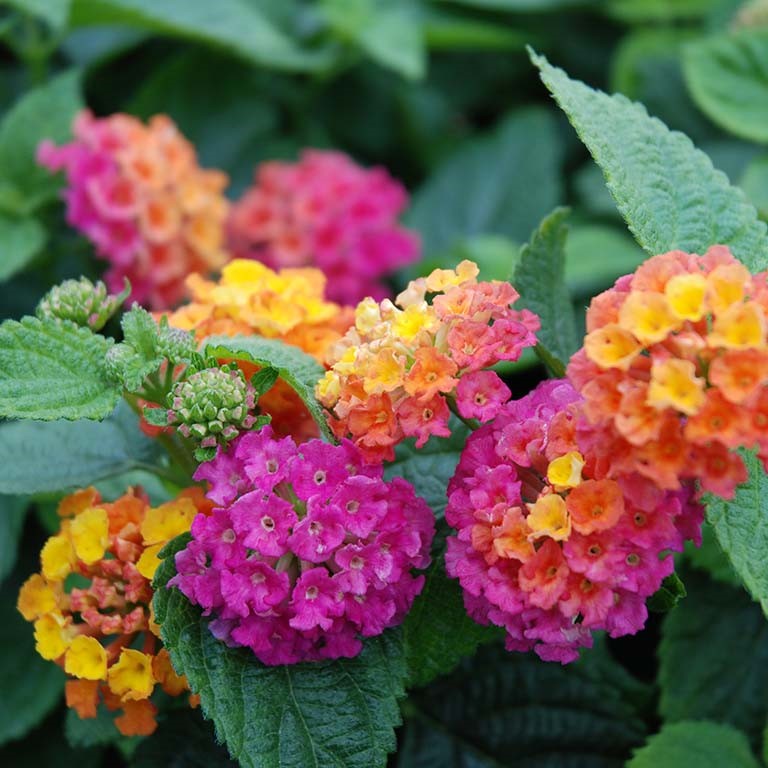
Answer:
[
  {"left": 707, "top": 452, "right": 768, "bottom": 615},
  {"left": 531, "top": 51, "right": 768, "bottom": 272},
  {"left": 0, "top": 215, "right": 45, "bottom": 282},
  {"left": 405, "top": 108, "right": 563, "bottom": 258},
  {"left": 0, "top": 316, "right": 119, "bottom": 421},
  {"left": 659, "top": 569, "right": 768, "bottom": 749},
  {"left": 683, "top": 29, "right": 768, "bottom": 143},
  {"left": 0, "top": 70, "right": 82, "bottom": 211},
  {"left": 384, "top": 421, "right": 469, "bottom": 518},
  {"left": 627, "top": 721, "right": 759, "bottom": 768},
  {"left": 154, "top": 538, "right": 407, "bottom": 768},
  {"left": 515, "top": 208, "right": 579, "bottom": 370},
  {"left": 0, "top": 401, "right": 159, "bottom": 494},
  {"left": 399, "top": 641, "right": 649, "bottom": 767},
  {"left": 205, "top": 335, "right": 333, "bottom": 441},
  {"left": 64, "top": 706, "right": 137, "bottom": 750},
  {"left": 684, "top": 522, "right": 741, "bottom": 587},
  {"left": 70, "top": 0, "right": 327, "bottom": 71}
]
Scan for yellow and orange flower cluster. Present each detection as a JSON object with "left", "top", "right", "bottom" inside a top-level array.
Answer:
[
  {"left": 165, "top": 259, "right": 353, "bottom": 440},
  {"left": 38, "top": 111, "right": 229, "bottom": 309},
  {"left": 569, "top": 245, "right": 768, "bottom": 497},
  {"left": 317, "top": 260, "right": 540, "bottom": 462},
  {"left": 17, "top": 487, "right": 212, "bottom": 736}
]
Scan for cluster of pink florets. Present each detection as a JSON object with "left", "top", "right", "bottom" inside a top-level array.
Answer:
[
  {"left": 445, "top": 380, "right": 704, "bottom": 663},
  {"left": 38, "top": 110, "right": 229, "bottom": 309},
  {"left": 227, "top": 149, "right": 420, "bottom": 304},
  {"left": 171, "top": 427, "right": 434, "bottom": 665}
]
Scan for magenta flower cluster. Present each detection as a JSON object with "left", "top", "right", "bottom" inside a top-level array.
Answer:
[
  {"left": 445, "top": 380, "right": 704, "bottom": 664},
  {"left": 171, "top": 427, "right": 435, "bottom": 665},
  {"left": 227, "top": 149, "right": 420, "bottom": 304}
]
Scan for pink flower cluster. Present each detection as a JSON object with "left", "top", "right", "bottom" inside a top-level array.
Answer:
[
  {"left": 38, "top": 110, "right": 229, "bottom": 309},
  {"left": 171, "top": 427, "right": 434, "bottom": 664},
  {"left": 227, "top": 150, "right": 420, "bottom": 304},
  {"left": 445, "top": 380, "right": 703, "bottom": 663}
]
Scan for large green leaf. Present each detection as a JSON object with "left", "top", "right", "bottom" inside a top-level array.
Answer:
[
  {"left": 405, "top": 108, "right": 563, "bottom": 259},
  {"left": 659, "top": 569, "right": 768, "bottom": 749},
  {"left": 515, "top": 207, "right": 579, "bottom": 371},
  {"left": 607, "top": 0, "right": 719, "bottom": 21},
  {"left": 153, "top": 536, "right": 408, "bottom": 768},
  {"left": 0, "top": 70, "right": 82, "bottom": 213},
  {"left": 69, "top": 0, "right": 329, "bottom": 71},
  {"left": 5, "top": 0, "right": 71, "bottom": 28},
  {"left": 0, "top": 496, "right": 27, "bottom": 584},
  {"left": 706, "top": 452, "right": 768, "bottom": 615},
  {"left": 0, "top": 570, "right": 65, "bottom": 746},
  {"left": 204, "top": 335, "right": 333, "bottom": 442},
  {"left": 740, "top": 155, "right": 768, "bottom": 220},
  {"left": 0, "top": 316, "right": 119, "bottom": 421},
  {"left": 683, "top": 30, "right": 768, "bottom": 144},
  {"left": 683, "top": 522, "right": 741, "bottom": 588},
  {"left": 627, "top": 722, "right": 759, "bottom": 768},
  {"left": 398, "top": 641, "right": 649, "bottom": 767},
  {"left": 0, "top": 215, "right": 45, "bottom": 283},
  {"left": 384, "top": 421, "right": 469, "bottom": 519},
  {"left": 0, "top": 401, "right": 160, "bottom": 495},
  {"left": 530, "top": 51, "right": 768, "bottom": 272}
]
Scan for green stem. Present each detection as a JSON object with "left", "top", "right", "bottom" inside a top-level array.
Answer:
[{"left": 447, "top": 396, "right": 480, "bottom": 432}]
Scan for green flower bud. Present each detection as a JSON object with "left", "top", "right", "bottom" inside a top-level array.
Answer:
[{"left": 37, "top": 277, "right": 129, "bottom": 331}]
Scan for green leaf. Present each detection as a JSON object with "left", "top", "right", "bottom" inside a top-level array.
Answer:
[
  {"left": 434, "top": 0, "right": 585, "bottom": 9},
  {"left": 402, "top": 537, "right": 501, "bottom": 689},
  {"left": 0, "top": 401, "right": 160, "bottom": 495},
  {"left": 0, "top": 215, "right": 45, "bottom": 283},
  {"left": 0, "top": 496, "right": 27, "bottom": 584},
  {"left": 515, "top": 207, "right": 579, "bottom": 372},
  {"left": 131, "top": 710, "right": 236, "bottom": 767},
  {"left": 0, "top": 316, "right": 119, "bottom": 421},
  {"left": 530, "top": 50, "right": 768, "bottom": 272},
  {"left": 405, "top": 108, "right": 563, "bottom": 259},
  {"left": 204, "top": 335, "right": 333, "bottom": 442},
  {"left": 706, "top": 452, "right": 768, "bottom": 615},
  {"left": 399, "top": 641, "right": 649, "bottom": 767},
  {"left": 659, "top": 569, "right": 768, "bottom": 750},
  {"left": 69, "top": 0, "right": 330, "bottom": 72},
  {"left": 740, "top": 155, "right": 768, "bottom": 219},
  {"left": 5, "top": 0, "right": 71, "bottom": 28},
  {"left": 647, "top": 572, "right": 686, "bottom": 613},
  {"left": 65, "top": 705, "right": 138, "bottom": 751},
  {"left": 0, "top": 572, "right": 65, "bottom": 746},
  {"left": 684, "top": 522, "right": 741, "bottom": 588},
  {"left": 384, "top": 420, "right": 470, "bottom": 519},
  {"left": 683, "top": 30, "right": 768, "bottom": 144},
  {"left": 153, "top": 541, "right": 408, "bottom": 768},
  {"left": 0, "top": 70, "right": 82, "bottom": 212},
  {"left": 627, "top": 722, "right": 760, "bottom": 768},
  {"left": 607, "top": 0, "right": 719, "bottom": 22},
  {"left": 423, "top": 9, "right": 529, "bottom": 51}
]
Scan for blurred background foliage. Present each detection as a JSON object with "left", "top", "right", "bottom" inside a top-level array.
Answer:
[{"left": 2, "top": 0, "right": 768, "bottom": 766}]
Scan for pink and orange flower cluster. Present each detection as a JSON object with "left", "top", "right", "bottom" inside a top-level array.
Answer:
[
  {"left": 316, "top": 260, "right": 540, "bottom": 462},
  {"left": 38, "top": 110, "right": 229, "bottom": 309},
  {"left": 17, "top": 487, "right": 212, "bottom": 735}
]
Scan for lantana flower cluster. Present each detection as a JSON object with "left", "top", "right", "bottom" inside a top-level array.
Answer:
[
  {"left": 165, "top": 259, "right": 354, "bottom": 439},
  {"left": 171, "top": 426, "right": 434, "bottom": 665},
  {"left": 38, "top": 110, "right": 229, "bottom": 309},
  {"left": 570, "top": 245, "right": 768, "bottom": 497},
  {"left": 316, "top": 260, "right": 540, "bottom": 462},
  {"left": 17, "top": 487, "right": 212, "bottom": 735},
  {"left": 227, "top": 149, "right": 420, "bottom": 304},
  {"left": 445, "top": 380, "right": 704, "bottom": 663}
]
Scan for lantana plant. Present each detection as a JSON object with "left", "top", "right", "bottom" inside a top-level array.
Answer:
[{"left": 3, "top": 49, "right": 768, "bottom": 768}]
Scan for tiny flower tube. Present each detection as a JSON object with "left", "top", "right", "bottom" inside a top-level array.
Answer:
[
  {"left": 570, "top": 245, "right": 768, "bottom": 497},
  {"left": 444, "top": 380, "right": 704, "bottom": 664},
  {"left": 18, "top": 487, "right": 212, "bottom": 736},
  {"left": 316, "top": 260, "right": 540, "bottom": 462},
  {"left": 227, "top": 149, "right": 420, "bottom": 304},
  {"left": 38, "top": 110, "right": 229, "bottom": 309},
  {"left": 171, "top": 426, "right": 435, "bottom": 665}
]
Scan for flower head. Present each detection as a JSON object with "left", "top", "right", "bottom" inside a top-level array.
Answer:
[
  {"left": 38, "top": 110, "right": 229, "bottom": 309},
  {"left": 36, "top": 277, "right": 128, "bottom": 331},
  {"left": 571, "top": 246, "right": 768, "bottom": 497},
  {"left": 226, "top": 149, "right": 420, "bottom": 304},
  {"left": 18, "top": 486, "right": 211, "bottom": 735},
  {"left": 317, "top": 261, "right": 539, "bottom": 461},
  {"left": 445, "top": 380, "right": 703, "bottom": 664},
  {"left": 171, "top": 426, "right": 435, "bottom": 665}
]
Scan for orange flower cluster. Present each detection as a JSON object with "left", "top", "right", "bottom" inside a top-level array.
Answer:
[
  {"left": 17, "top": 487, "right": 212, "bottom": 736},
  {"left": 569, "top": 245, "right": 768, "bottom": 497},
  {"left": 165, "top": 259, "right": 353, "bottom": 440},
  {"left": 317, "top": 260, "right": 540, "bottom": 462}
]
